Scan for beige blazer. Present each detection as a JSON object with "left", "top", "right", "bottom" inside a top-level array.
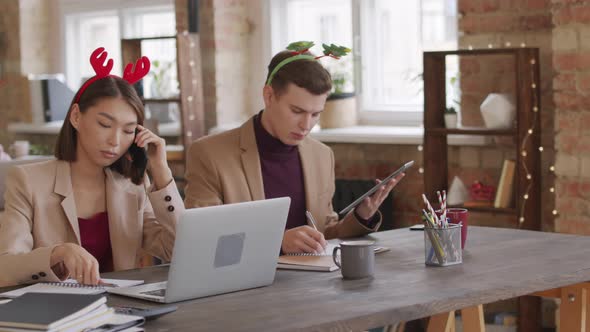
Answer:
[
  {"left": 185, "top": 116, "right": 381, "bottom": 240},
  {"left": 0, "top": 160, "right": 183, "bottom": 287}
]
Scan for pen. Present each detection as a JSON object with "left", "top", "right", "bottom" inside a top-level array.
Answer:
[
  {"left": 305, "top": 210, "right": 325, "bottom": 254},
  {"left": 305, "top": 210, "right": 320, "bottom": 231}
]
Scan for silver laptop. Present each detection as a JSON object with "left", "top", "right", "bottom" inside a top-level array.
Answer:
[{"left": 108, "top": 197, "right": 290, "bottom": 303}]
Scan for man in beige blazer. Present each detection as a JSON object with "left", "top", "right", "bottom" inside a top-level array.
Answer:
[{"left": 185, "top": 46, "right": 402, "bottom": 254}]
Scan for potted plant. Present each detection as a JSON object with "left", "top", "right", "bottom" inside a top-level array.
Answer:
[
  {"left": 444, "top": 106, "right": 458, "bottom": 128},
  {"left": 320, "top": 59, "right": 357, "bottom": 129},
  {"left": 146, "top": 60, "right": 179, "bottom": 124},
  {"left": 149, "top": 60, "right": 177, "bottom": 98}
]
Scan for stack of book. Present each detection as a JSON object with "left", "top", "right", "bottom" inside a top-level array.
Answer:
[{"left": 0, "top": 293, "right": 144, "bottom": 332}]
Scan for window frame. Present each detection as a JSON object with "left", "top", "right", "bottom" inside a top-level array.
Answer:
[
  {"left": 269, "top": 0, "right": 457, "bottom": 127},
  {"left": 59, "top": 0, "right": 174, "bottom": 90}
]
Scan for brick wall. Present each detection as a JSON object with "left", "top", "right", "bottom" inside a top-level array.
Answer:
[
  {"left": 0, "top": 0, "right": 27, "bottom": 150},
  {"left": 177, "top": 0, "right": 255, "bottom": 132},
  {"left": 458, "top": 0, "right": 556, "bottom": 231},
  {"left": 0, "top": 0, "right": 61, "bottom": 150},
  {"left": 552, "top": 0, "right": 590, "bottom": 234},
  {"left": 19, "top": 0, "right": 60, "bottom": 75}
]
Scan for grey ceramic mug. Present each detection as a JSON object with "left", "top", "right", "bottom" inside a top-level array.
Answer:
[{"left": 332, "top": 240, "right": 375, "bottom": 279}]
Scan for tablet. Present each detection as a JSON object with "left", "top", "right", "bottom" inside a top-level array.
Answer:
[{"left": 338, "top": 160, "right": 414, "bottom": 215}]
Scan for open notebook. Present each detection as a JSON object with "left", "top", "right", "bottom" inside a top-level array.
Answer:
[
  {"left": 277, "top": 241, "right": 390, "bottom": 272},
  {"left": 0, "top": 278, "right": 144, "bottom": 299}
]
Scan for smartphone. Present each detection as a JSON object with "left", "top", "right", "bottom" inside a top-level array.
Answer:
[
  {"left": 128, "top": 128, "right": 148, "bottom": 175},
  {"left": 338, "top": 160, "right": 414, "bottom": 215}
]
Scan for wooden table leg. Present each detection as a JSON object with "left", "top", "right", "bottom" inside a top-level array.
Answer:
[
  {"left": 560, "top": 284, "right": 587, "bottom": 332},
  {"left": 461, "top": 304, "right": 485, "bottom": 332},
  {"left": 427, "top": 311, "right": 455, "bottom": 332}
]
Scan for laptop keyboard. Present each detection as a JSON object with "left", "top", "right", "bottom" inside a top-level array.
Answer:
[{"left": 141, "top": 288, "right": 166, "bottom": 297}]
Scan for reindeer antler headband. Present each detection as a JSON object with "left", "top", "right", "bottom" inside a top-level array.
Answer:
[
  {"left": 265, "top": 41, "right": 351, "bottom": 86},
  {"left": 74, "top": 47, "right": 151, "bottom": 103}
]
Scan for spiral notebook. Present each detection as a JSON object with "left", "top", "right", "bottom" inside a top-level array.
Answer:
[
  {"left": 0, "top": 278, "right": 144, "bottom": 298},
  {"left": 277, "top": 242, "right": 390, "bottom": 272}
]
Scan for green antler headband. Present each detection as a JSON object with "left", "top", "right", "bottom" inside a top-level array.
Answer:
[{"left": 265, "top": 41, "right": 352, "bottom": 86}]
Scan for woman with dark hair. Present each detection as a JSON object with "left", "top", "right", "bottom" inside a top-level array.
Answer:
[{"left": 0, "top": 48, "right": 183, "bottom": 287}]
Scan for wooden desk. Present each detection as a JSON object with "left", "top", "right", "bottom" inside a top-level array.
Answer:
[{"left": 98, "top": 227, "right": 590, "bottom": 331}]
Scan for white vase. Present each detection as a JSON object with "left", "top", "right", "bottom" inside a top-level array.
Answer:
[
  {"left": 480, "top": 93, "right": 516, "bottom": 129},
  {"left": 444, "top": 113, "right": 458, "bottom": 128}
]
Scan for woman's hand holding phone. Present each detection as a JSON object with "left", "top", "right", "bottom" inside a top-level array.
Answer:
[{"left": 134, "top": 125, "right": 173, "bottom": 190}]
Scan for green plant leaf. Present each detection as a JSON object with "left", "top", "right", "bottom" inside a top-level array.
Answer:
[
  {"left": 322, "top": 43, "right": 351, "bottom": 57},
  {"left": 287, "top": 41, "right": 315, "bottom": 52}
]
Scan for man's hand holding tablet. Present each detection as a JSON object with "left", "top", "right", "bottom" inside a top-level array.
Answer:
[{"left": 339, "top": 161, "right": 414, "bottom": 217}]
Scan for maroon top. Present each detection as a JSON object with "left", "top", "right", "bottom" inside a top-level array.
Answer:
[
  {"left": 78, "top": 212, "right": 114, "bottom": 273},
  {"left": 253, "top": 112, "right": 378, "bottom": 231},
  {"left": 254, "top": 113, "right": 307, "bottom": 230}
]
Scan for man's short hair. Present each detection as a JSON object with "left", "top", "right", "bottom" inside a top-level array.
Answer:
[{"left": 265, "top": 50, "right": 332, "bottom": 97}]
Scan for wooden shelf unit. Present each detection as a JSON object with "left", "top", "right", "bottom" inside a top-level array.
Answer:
[
  {"left": 142, "top": 97, "right": 182, "bottom": 104},
  {"left": 423, "top": 47, "right": 542, "bottom": 331},
  {"left": 428, "top": 127, "right": 516, "bottom": 136},
  {"left": 423, "top": 47, "right": 541, "bottom": 229},
  {"left": 448, "top": 205, "right": 517, "bottom": 215}
]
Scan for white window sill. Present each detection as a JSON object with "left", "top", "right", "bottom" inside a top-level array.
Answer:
[
  {"left": 7, "top": 121, "right": 181, "bottom": 137},
  {"left": 311, "top": 126, "right": 493, "bottom": 146},
  {"left": 9, "top": 122, "right": 491, "bottom": 147}
]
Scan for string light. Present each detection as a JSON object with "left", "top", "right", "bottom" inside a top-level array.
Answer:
[
  {"left": 505, "top": 42, "right": 512, "bottom": 47},
  {"left": 179, "top": 29, "right": 202, "bottom": 156},
  {"left": 488, "top": 44, "right": 493, "bottom": 48},
  {"left": 417, "top": 145, "right": 423, "bottom": 152},
  {"left": 550, "top": 165, "right": 555, "bottom": 172},
  {"left": 518, "top": 54, "right": 540, "bottom": 226},
  {"left": 550, "top": 187, "right": 555, "bottom": 193},
  {"left": 418, "top": 167, "right": 424, "bottom": 174}
]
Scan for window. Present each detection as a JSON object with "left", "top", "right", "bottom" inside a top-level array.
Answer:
[
  {"left": 61, "top": 0, "right": 175, "bottom": 90},
  {"left": 270, "top": 0, "right": 458, "bottom": 126}
]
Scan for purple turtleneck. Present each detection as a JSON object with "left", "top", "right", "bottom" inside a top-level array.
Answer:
[{"left": 254, "top": 112, "right": 307, "bottom": 230}]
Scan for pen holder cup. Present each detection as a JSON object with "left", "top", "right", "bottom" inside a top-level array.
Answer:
[{"left": 424, "top": 224, "right": 462, "bottom": 267}]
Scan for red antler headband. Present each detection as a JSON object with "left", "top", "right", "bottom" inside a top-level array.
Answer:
[{"left": 74, "top": 47, "right": 151, "bottom": 103}]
